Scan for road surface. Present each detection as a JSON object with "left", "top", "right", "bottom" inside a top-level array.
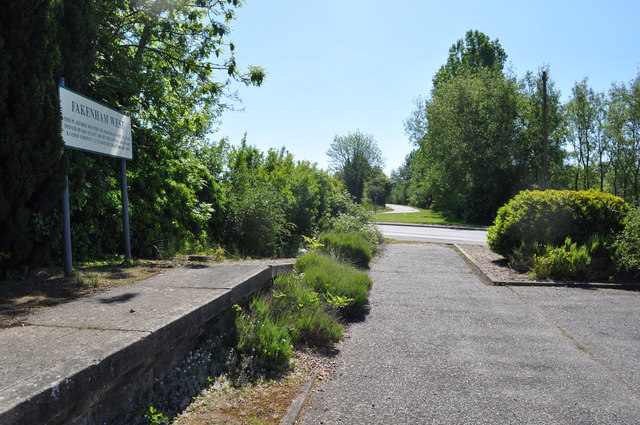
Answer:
[
  {"left": 378, "top": 204, "right": 421, "bottom": 214},
  {"left": 300, "top": 243, "right": 640, "bottom": 424},
  {"left": 377, "top": 223, "right": 487, "bottom": 245}
]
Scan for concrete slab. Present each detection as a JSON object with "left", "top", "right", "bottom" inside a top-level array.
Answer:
[{"left": 0, "top": 262, "right": 292, "bottom": 425}]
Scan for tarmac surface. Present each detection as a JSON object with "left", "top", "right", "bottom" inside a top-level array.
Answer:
[{"left": 300, "top": 243, "right": 640, "bottom": 424}]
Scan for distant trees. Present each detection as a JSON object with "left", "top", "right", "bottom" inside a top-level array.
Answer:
[
  {"left": 327, "top": 131, "right": 385, "bottom": 203},
  {"left": 396, "top": 29, "right": 640, "bottom": 223},
  {"left": 401, "top": 30, "right": 523, "bottom": 223}
]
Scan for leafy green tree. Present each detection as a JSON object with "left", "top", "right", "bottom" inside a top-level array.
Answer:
[
  {"left": 606, "top": 74, "right": 640, "bottom": 202},
  {"left": 0, "top": 0, "right": 66, "bottom": 276},
  {"left": 91, "top": 0, "right": 265, "bottom": 142},
  {"left": 421, "top": 68, "right": 521, "bottom": 222},
  {"left": 389, "top": 151, "right": 416, "bottom": 205},
  {"left": 433, "top": 29, "right": 506, "bottom": 88},
  {"left": 61, "top": 0, "right": 266, "bottom": 262},
  {"left": 327, "top": 131, "right": 384, "bottom": 202},
  {"left": 365, "top": 169, "right": 392, "bottom": 208},
  {"left": 566, "top": 78, "right": 602, "bottom": 190}
]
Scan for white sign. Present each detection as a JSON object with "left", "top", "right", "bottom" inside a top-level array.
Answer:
[{"left": 59, "top": 86, "right": 132, "bottom": 159}]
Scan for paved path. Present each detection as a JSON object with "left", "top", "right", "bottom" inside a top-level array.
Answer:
[
  {"left": 300, "top": 243, "right": 640, "bottom": 424},
  {"left": 379, "top": 204, "right": 421, "bottom": 214}
]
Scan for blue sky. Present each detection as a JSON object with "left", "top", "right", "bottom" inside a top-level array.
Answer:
[{"left": 215, "top": 0, "right": 640, "bottom": 174}]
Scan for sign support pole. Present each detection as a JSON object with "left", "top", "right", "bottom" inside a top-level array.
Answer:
[
  {"left": 118, "top": 106, "right": 132, "bottom": 261},
  {"left": 59, "top": 77, "right": 73, "bottom": 277},
  {"left": 120, "top": 157, "right": 132, "bottom": 261}
]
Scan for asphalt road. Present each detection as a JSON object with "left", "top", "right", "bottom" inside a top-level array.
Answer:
[
  {"left": 378, "top": 204, "right": 421, "bottom": 214},
  {"left": 300, "top": 243, "right": 640, "bottom": 424},
  {"left": 377, "top": 223, "right": 487, "bottom": 245}
]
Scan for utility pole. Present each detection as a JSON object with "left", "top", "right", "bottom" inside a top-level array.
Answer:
[{"left": 542, "top": 70, "right": 549, "bottom": 189}]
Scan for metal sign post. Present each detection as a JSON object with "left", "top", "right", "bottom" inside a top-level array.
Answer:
[
  {"left": 58, "top": 79, "right": 133, "bottom": 274},
  {"left": 120, "top": 158, "right": 132, "bottom": 261}
]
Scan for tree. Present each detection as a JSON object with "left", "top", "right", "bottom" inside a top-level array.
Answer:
[
  {"left": 0, "top": 0, "right": 66, "bottom": 276},
  {"left": 327, "top": 131, "right": 384, "bottom": 202},
  {"left": 566, "top": 78, "right": 601, "bottom": 190},
  {"left": 606, "top": 74, "right": 640, "bottom": 203},
  {"left": 420, "top": 68, "right": 521, "bottom": 222},
  {"left": 57, "top": 0, "right": 266, "bottom": 262},
  {"left": 91, "top": 0, "right": 265, "bottom": 142},
  {"left": 433, "top": 29, "right": 507, "bottom": 89},
  {"left": 365, "top": 169, "right": 392, "bottom": 208}
]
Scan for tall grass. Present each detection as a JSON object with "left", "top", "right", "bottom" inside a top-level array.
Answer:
[
  {"left": 295, "top": 252, "right": 372, "bottom": 318},
  {"left": 318, "top": 231, "right": 372, "bottom": 268}
]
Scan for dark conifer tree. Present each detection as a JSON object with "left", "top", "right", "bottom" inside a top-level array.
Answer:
[{"left": 0, "top": 0, "right": 66, "bottom": 276}]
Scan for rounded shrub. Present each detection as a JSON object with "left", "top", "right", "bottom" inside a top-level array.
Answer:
[{"left": 488, "top": 190, "right": 630, "bottom": 257}]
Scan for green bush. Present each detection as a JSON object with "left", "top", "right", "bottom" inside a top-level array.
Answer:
[
  {"left": 532, "top": 238, "right": 592, "bottom": 280},
  {"left": 488, "top": 190, "right": 629, "bottom": 258},
  {"left": 295, "top": 252, "right": 372, "bottom": 318},
  {"left": 235, "top": 273, "right": 344, "bottom": 369},
  {"left": 318, "top": 231, "right": 372, "bottom": 268},
  {"left": 271, "top": 274, "right": 342, "bottom": 347},
  {"left": 236, "top": 296, "right": 293, "bottom": 369},
  {"left": 322, "top": 197, "right": 383, "bottom": 256},
  {"left": 613, "top": 207, "right": 640, "bottom": 277}
]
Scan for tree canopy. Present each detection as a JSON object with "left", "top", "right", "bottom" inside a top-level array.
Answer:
[
  {"left": 327, "top": 131, "right": 384, "bottom": 203},
  {"left": 433, "top": 29, "right": 507, "bottom": 88},
  {"left": 394, "top": 29, "right": 640, "bottom": 224}
]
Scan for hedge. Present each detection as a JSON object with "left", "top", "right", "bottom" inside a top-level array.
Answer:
[{"left": 488, "top": 190, "right": 630, "bottom": 257}]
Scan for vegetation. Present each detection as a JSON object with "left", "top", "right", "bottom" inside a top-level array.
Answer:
[
  {"left": 487, "top": 189, "right": 635, "bottom": 281},
  {"left": 488, "top": 190, "right": 629, "bottom": 257},
  {"left": 235, "top": 214, "right": 377, "bottom": 370},
  {"left": 318, "top": 231, "right": 373, "bottom": 268},
  {"left": 374, "top": 208, "right": 477, "bottom": 227},
  {"left": 613, "top": 207, "right": 640, "bottom": 278},
  {"left": 295, "top": 252, "right": 372, "bottom": 319},
  {"left": 327, "top": 131, "right": 385, "bottom": 203},
  {"left": 393, "top": 29, "right": 640, "bottom": 226}
]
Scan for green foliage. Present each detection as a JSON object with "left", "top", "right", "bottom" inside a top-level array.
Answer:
[
  {"left": 613, "top": 207, "right": 640, "bottom": 276},
  {"left": 271, "top": 274, "right": 342, "bottom": 347},
  {"left": 235, "top": 273, "right": 344, "bottom": 369},
  {"left": 531, "top": 234, "right": 614, "bottom": 281},
  {"left": 518, "top": 68, "right": 567, "bottom": 189},
  {"left": 318, "top": 231, "right": 372, "bottom": 268},
  {"left": 0, "top": 0, "right": 67, "bottom": 276},
  {"left": 419, "top": 68, "right": 522, "bottom": 222},
  {"left": 433, "top": 29, "right": 507, "bottom": 89},
  {"left": 532, "top": 238, "right": 592, "bottom": 280},
  {"left": 295, "top": 253, "right": 372, "bottom": 318},
  {"left": 236, "top": 296, "right": 293, "bottom": 369},
  {"left": 327, "top": 131, "right": 384, "bottom": 202},
  {"left": 364, "top": 170, "right": 392, "bottom": 207},
  {"left": 144, "top": 406, "right": 169, "bottom": 425},
  {"left": 322, "top": 198, "right": 383, "bottom": 256},
  {"left": 488, "top": 190, "right": 629, "bottom": 258}
]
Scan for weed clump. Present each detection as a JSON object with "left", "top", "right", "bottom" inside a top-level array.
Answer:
[
  {"left": 318, "top": 230, "right": 372, "bottom": 268},
  {"left": 295, "top": 252, "right": 372, "bottom": 319}
]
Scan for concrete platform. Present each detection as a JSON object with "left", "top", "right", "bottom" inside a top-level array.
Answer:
[{"left": 0, "top": 262, "right": 293, "bottom": 425}]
